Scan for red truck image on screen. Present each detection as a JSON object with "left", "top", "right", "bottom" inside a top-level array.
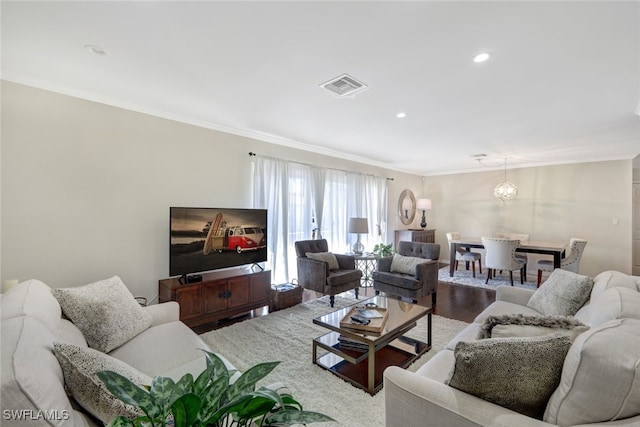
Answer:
[{"left": 203, "top": 212, "right": 266, "bottom": 255}]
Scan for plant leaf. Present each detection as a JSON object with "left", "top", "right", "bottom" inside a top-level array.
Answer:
[
  {"left": 171, "top": 393, "right": 201, "bottom": 427},
  {"left": 175, "top": 373, "right": 194, "bottom": 396},
  {"left": 228, "top": 362, "right": 280, "bottom": 398},
  {"left": 236, "top": 395, "right": 277, "bottom": 419},
  {"left": 193, "top": 363, "right": 217, "bottom": 395},
  {"left": 150, "top": 376, "right": 180, "bottom": 415},
  {"left": 105, "top": 416, "right": 134, "bottom": 427},
  {"left": 201, "top": 349, "right": 231, "bottom": 381},
  {"left": 97, "top": 371, "right": 160, "bottom": 419},
  {"left": 205, "top": 394, "right": 253, "bottom": 425},
  {"left": 198, "top": 375, "right": 229, "bottom": 422},
  {"left": 279, "top": 395, "right": 302, "bottom": 411},
  {"left": 264, "top": 410, "right": 336, "bottom": 425}
]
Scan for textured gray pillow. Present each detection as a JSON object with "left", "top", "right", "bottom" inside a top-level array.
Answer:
[
  {"left": 52, "top": 276, "right": 152, "bottom": 352},
  {"left": 305, "top": 251, "right": 340, "bottom": 270},
  {"left": 390, "top": 253, "right": 427, "bottom": 275},
  {"left": 478, "top": 313, "right": 588, "bottom": 341},
  {"left": 527, "top": 269, "right": 594, "bottom": 316},
  {"left": 53, "top": 342, "right": 150, "bottom": 423},
  {"left": 448, "top": 334, "right": 571, "bottom": 419}
]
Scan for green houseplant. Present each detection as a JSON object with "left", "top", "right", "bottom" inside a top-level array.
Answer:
[
  {"left": 97, "top": 350, "right": 334, "bottom": 427},
  {"left": 372, "top": 243, "right": 394, "bottom": 257}
]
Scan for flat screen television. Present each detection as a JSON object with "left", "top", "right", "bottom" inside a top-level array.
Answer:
[{"left": 169, "top": 207, "right": 267, "bottom": 280}]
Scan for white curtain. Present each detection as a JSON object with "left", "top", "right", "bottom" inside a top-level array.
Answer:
[
  {"left": 253, "top": 156, "right": 388, "bottom": 284},
  {"left": 252, "top": 157, "right": 289, "bottom": 283}
]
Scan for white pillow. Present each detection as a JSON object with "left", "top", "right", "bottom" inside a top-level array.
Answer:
[
  {"left": 390, "top": 253, "right": 427, "bottom": 275},
  {"left": 527, "top": 269, "right": 593, "bottom": 316},
  {"left": 53, "top": 342, "right": 150, "bottom": 424},
  {"left": 52, "top": 276, "right": 152, "bottom": 352},
  {"left": 305, "top": 252, "right": 340, "bottom": 270}
]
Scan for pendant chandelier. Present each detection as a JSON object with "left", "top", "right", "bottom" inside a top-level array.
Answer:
[{"left": 494, "top": 158, "right": 518, "bottom": 202}]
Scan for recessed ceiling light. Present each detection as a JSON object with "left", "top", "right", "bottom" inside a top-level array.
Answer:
[
  {"left": 473, "top": 52, "right": 492, "bottom": 63},
  {"left": 85, "top": 45, "right": 108, "bottom": 56},
  {"left": 396, "top": 112, "right": 407, "bottom": 118}
]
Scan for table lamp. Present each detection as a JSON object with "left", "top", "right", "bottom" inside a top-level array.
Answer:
[
  {"left": 348, "top": 217, "right": 368, "bottom": 255},
  {"left": 416, "top": 198, "right": 432, "bottom": 228}
]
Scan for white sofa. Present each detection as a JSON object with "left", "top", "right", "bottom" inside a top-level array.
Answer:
[
  {"left": 1, "top": 279, "right": 236, "bottom": 426},
  {"left": 384, "top": 270, "right": 640, "bottom": 427}
]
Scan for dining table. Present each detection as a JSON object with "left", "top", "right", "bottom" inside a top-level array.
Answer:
[{"left": 448, "top": 237, "right": 567, "bottom": 277}]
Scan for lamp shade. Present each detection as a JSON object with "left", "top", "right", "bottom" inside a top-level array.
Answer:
[
  {"left": 348, "top": 217, "right": 369, "bottom": 234},
  {"left": 416, "top": 198, "right": 432, "bottom": 210}
]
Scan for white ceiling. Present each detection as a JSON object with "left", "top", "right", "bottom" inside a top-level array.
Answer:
[{"left": 2, "top": 1, "right": 639, "bottom": 176}]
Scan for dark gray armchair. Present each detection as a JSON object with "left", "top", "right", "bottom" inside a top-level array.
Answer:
[
  {"left": 295, "top": 239, "right": 361, "bottom": 307},
  {"left": 372, "top": 241, "right": 440, "bottom": 305}
]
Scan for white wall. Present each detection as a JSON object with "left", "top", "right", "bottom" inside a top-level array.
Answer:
[
  {"left": 2, "top": 81, "right": 633, "bottom": 300},
  {"left": 0, "top": 81, "right": 420, "bottom": 299},
  {"left": 424, "top": 161, "right": 633, "bottom": 277}
]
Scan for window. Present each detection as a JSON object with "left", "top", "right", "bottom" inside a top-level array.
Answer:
[{"left": 253, "top": 156, "right": 388, "bottom": 284}]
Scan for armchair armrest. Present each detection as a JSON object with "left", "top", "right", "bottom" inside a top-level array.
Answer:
[
  {"left": 334, "top": 253, "right": 356, "bottom": 270},
  {"left": 415, "top": 259, "right": 438, "bottom": 281},
  {"left": 377, "top": 256, "right": 393, "bottom": 272},
  {"left": 296, "top": 257, "right": 329, "bottom": 293},
  {"left": 384, "top": 367, "right": 553, "bottom": 427},
  {"left": 495, "top": 285, "right": 535, "bottom": 306},
  {"left": 144, "top": 301, "right": 180, "bottom": 326}
]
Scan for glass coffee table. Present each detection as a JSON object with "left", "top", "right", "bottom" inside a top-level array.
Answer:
[{"left": 312, "top": 295, "right": 431, "bottom": 395}]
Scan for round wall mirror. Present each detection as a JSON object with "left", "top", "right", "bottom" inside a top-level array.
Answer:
[{"left": 398, "top": 189, "right": 416, "bottom": 225}]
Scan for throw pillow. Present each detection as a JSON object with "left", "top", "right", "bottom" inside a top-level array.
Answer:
[
  {"left": 477, "top": 313, "right": 588, "bottom": 341},
  {"left": 53, "top": 342, "right": 151, "bottom": 424},
  {"left": 447, "top": 334, "right": 571, "bottom": 419},
  {"left": 526, "top": 269, "right": 594, "bottom": 316},
  {"left": 390, "top": 253, "right": 427, "bottom": 275},
  {"left": 305, "top": 252, "right": 340, "bottom": 270},
  {"left": 51, "top": 276, "right": 152, "bottom": 352},
  {"left": 544, "top": 318, "right": 640, "bottom": 425}
]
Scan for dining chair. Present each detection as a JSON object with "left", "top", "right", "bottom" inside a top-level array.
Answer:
[
  {"left": 495, "top": 232, "right": 530, "bottom": 276},
  {"left": 446, "top": 232, "right": 482, "bottom": 277},
  {"left": 536, "top": 238, "right": 588, "bottom": 287},
  {"left": 481, "top": 237, "right": 526, "bottom": 286}
]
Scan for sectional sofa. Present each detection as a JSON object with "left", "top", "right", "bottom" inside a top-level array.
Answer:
[
  {"left": 384, "top": 270, "right": 640, "bottom": 427},
  {"left": 1, "top": 277, "right": 237, "bottom": 426}
]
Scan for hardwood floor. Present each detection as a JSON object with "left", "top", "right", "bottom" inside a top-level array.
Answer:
[{"left": 195, "top": 276, "right": 495, "bottom": 333}]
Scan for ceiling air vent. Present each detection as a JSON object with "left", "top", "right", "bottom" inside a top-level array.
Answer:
[{"left": 320, "top": 74, "right": 368, "bottom": 97}]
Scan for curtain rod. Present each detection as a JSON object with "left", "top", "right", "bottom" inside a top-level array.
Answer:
[{"left": 248, "top": 152, "right": 393, "bottom": 181}]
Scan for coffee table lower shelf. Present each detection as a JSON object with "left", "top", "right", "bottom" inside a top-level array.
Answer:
[{"left": 313, "top": 332, "right": 430, "bottom": 395}]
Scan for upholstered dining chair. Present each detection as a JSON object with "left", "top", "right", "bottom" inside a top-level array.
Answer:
[
  {"left": 294, "top": 239, "right": 361, "bottom": 307},
  {"left": 536, "top": 238, "right": 587, "bottom": 287},
  {"left": 481, "top": 237, "right": 526, "bottom": 286},
  {"left": 495, "top": 232, "right": 530, "bottom": 276},
  {"left": 446, "top": 232, "right": 482, "bottom": 277}
]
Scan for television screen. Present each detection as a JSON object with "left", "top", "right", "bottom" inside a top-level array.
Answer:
[{"left": 169, "top": 207, "right": 267, "bottom": 277}]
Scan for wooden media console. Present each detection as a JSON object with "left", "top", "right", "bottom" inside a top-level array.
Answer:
[{"left": 159, "top": 268, "right": 271, "bottom": 327}]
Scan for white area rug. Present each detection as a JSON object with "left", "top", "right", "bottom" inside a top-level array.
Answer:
[
  {"left": 439, "top": 266, "right": 538, "bottom": 290},
  {"left": 200, "top": 294, "right": 468, "bottom": 427}
]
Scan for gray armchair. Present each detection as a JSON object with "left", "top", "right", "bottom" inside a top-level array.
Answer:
[
  {"left": 295, "top": 239, "right": 361, "bottom": 307},
  {"left": 372, "top": 241, "right": 440, "bottom": 305}
]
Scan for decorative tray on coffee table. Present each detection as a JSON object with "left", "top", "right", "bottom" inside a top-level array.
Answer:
[{"left": 340, "top": 306, "right": 389, "bottom": 334}]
